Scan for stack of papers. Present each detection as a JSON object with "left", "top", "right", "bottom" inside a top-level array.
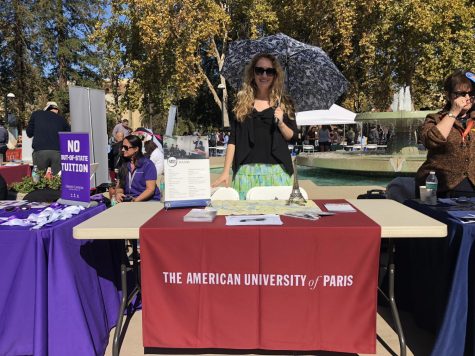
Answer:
[
  {"left": 447, "top": 210, "right": 475, "bottom": 224},
  {"left": 324, "top": 203, "right": 356, "bottom": 213},
  {"left": 183, "top": 208, "right": 217, "bottom": 222}
]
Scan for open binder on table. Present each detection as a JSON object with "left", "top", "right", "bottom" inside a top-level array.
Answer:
[{"left": 163, "top": 135, "right": 211, "bottom": 209}]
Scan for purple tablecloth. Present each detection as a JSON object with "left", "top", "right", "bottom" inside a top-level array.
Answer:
[{"left": 0, "top": 205, "right": 122, "bottom": 356}]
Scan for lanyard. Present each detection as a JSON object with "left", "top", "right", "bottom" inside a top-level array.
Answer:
[
  {"left": 128, "top": 167, "right": 137, "bottom": 193},
  {"left": 462, "top": 119, "right": 474, "bottom": 143}
]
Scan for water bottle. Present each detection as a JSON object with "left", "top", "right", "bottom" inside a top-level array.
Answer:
[
  {"left": 159, "top": 176, "right": 165, "bottom": 202},
  {"left": 109, "top": 172, "right": 118, "bottom": 206},
  {"left": 32, "top": 165, "right": 40, "bottom": 183},
  {"left": 425, "top": 171, "right": 438, "bottom": 204},
  {"left": 110, "top": 194, "right": 117, "bottom": 207}
]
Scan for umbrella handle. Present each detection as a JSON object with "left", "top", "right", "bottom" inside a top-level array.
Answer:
[{"left": 274, "top": 98, "right": 282, "bottom": 125}]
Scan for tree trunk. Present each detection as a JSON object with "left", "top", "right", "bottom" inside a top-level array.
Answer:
[
  {"left": 12, "top": 0, "right": 26, "bottom": 129},
  {"left": 204, "top": 36, "right": 230, "bottom": 128},
  {"left": 221, "top": 76, "right": 230, "bottom": 128},
  {"left": 56, "top": 0, "right": 68, "bottom": 91}
]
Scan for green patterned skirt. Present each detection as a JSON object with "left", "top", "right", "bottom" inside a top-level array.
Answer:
[{"left": 232, "top": 163, "right": 292, "bottom": 200}]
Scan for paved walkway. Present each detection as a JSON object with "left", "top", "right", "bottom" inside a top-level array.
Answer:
[{"left": 106, "top": 307, "right": 434, "bottom": 355}]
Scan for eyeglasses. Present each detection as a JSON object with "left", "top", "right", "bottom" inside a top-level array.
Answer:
[
  {"left": 254, "top": 67, "right": 276, "bottom": 76},
  {"left": 452, "top": 91, "right": 475, "bottom": 99},
  {"left": 121, "top": 145, "right": 134, "bottom": 151}
]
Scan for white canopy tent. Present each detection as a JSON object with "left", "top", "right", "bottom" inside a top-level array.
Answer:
[{"left": 296, "top": 104, "right": 356, "bottom": 126}]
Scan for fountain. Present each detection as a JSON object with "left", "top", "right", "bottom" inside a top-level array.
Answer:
[{"left": 296, "top": 87, "right": 435, "bottom": 175}]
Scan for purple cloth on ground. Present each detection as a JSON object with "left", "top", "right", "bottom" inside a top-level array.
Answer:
[{"left": 0, "top": 204, "right": 122, "bottom": 356}]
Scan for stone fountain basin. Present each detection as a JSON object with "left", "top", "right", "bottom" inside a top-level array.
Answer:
[{"left": 296, "top": 151, "right": 426, "bottom": 175}]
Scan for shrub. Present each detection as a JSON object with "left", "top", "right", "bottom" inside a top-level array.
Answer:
[{"left": 11, "top": 171, "right": 61, "bottom": 193}]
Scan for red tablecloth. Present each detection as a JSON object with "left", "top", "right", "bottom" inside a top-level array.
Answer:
[
  {"left": 0, "top": 164, "right": 30, "bottom": 185},
  {"left": 140, "top": 200, "right": 381, "bottom": 353}
]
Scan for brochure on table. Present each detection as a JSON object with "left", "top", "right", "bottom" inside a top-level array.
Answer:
[{"left": 163, "top": 135, "right": 211, "bottom": 208}]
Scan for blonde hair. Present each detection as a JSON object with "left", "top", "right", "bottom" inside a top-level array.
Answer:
[{"left": 233, "top": 53, "right": 295, "bottom": 122}]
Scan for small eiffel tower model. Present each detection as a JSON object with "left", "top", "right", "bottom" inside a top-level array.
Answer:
[{"left": 286, "top": 156, "right": 307, "bottom": 206}]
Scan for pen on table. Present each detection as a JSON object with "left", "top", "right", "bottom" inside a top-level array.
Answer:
[{"left": 240, "top": 218, "right": 266, "bottom": 222}]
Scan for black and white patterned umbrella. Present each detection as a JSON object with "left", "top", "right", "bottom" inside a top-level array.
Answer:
[{"left": 221, "top": 33, "right": 348, "bottom": 112}]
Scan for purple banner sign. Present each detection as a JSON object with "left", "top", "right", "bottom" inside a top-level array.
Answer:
[{"left": 59, "top": 133, "right": 90, "bottom": 203}]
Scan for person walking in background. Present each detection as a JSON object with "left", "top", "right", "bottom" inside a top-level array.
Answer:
[
  {"left": 346, "top": 126, "right": 355, "bottom": 145},
  {"left": 306, "top": 126, "right": 317, "bottom": 147},
  {"left": 318, "top": 125, "right": 331, "bottom": 152},
  {"left": 0, "top": 120, "right": 9, "bottom": 162},
  {"left": 112, "top": 119, "right": 131, "bottom": 141},
  {"left": 368, "top": 125, "right": 379, "bottom": 144},
  {"left": 331, "top": 128, "right": 340, "bottom": 144},
  {"left": 223, "top": 132, "right": 229, "bottom": 147},
  {"left": 26, "top": 101, "right": 70, "bottom": 175},
  {"left": 108, "top": 131, "right": 124, "bottom": 171},
  {"left": 217, "top": 131, "right": 224, "bottom": 146},
  {"left": 415, "top": 70, "right": 475, "bottom": 197},
  {"left": 212, "top": 53, "right": 298, "bottom": 199},
  {"left": 209, "top": 132, "right": 217, "bottom": 148}
]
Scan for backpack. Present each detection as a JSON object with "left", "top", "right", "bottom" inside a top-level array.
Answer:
[{"left": 357, "top": 189, "right": 386, "bottom": 199}]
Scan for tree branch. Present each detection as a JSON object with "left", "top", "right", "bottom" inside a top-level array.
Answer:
[{"left": 198, "top": 65, "right": 221, "bottom": 107}]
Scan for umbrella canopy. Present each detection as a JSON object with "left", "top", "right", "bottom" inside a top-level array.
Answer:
[
  {"left": 296, "top": 104, "right": 356, "bottom": 126},
  {"left": 133, "top": 127, "right": 163, "bottom": 152},
  {"left": 221, "top": 33, "right": 348, "bottom": 112}
]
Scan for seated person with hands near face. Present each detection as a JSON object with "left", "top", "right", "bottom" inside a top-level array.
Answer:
[
  {"left": 415, "top": 70, "right": 475, "bottom": 198},
  {"left": 115, "top": 135, "right": 161, "bottom": 202},
  {"left": 212, "top": 53, "right": 298, "bottom": 200}
]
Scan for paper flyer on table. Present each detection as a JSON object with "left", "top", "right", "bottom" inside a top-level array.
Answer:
[
  {"left": 163, "top": 135, "right": 211, "bottom": 207},
  {"left": 226, "top": 214, "right": 283, "bottom": 226},
  {"left": 324, "top": 203, "right": 356, "bottom": 212}
]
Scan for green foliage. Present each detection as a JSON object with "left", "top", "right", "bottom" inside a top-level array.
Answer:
[
  {"left": 2, "top": 0, "right": 475, "bottom": 131},
  {"left": 0, "top": 0, "right": 105, "bottom": 122},
  {"left": 272, "top": 0, "right": 475, "bottom": 111},
  {"left": 11, "top": 171, "right": 61, "bottom": 194}
]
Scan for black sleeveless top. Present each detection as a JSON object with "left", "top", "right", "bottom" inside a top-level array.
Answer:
[{"left": 229, "top": 107, "right": 298, "bottom": 177}]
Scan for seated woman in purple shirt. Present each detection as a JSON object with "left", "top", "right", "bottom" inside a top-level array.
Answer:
[{"left": 115, "top": 135, "right": 160, "bottom": 202}]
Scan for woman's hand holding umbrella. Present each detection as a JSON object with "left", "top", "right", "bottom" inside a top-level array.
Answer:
[{"left": 274, "top": 106, "right": 284, "bottom": 126}]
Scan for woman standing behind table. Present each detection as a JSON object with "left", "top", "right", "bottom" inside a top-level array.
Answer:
[
  {"left": 115, "top": 135, "right": 161, "bottom": 202},
  {"left": 415, "top": 70, "right": 475, "bottom": 198},
  {"left": 212, "top": 53, "right": 298, "bottom": 199}
]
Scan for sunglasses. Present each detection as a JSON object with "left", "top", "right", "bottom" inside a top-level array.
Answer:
[
  {"left": 452, "top": 91, "right": 475, "bottom": 99},
  {"left": 254, "top": 66, "right": 276, "bottom": 76},
  {"left": 121, "top": 145, "right": 134, "bottom": 151}
]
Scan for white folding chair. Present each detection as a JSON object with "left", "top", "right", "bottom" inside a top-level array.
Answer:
[
  {"left": 246, "top": 186, "right": 309, "bottom": 200},
  {"left": 302, "top": 145, "right": 314, "bottom": 153},
  {"left": 210, "top": 187, "right": 240, "bottom": 200}
]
